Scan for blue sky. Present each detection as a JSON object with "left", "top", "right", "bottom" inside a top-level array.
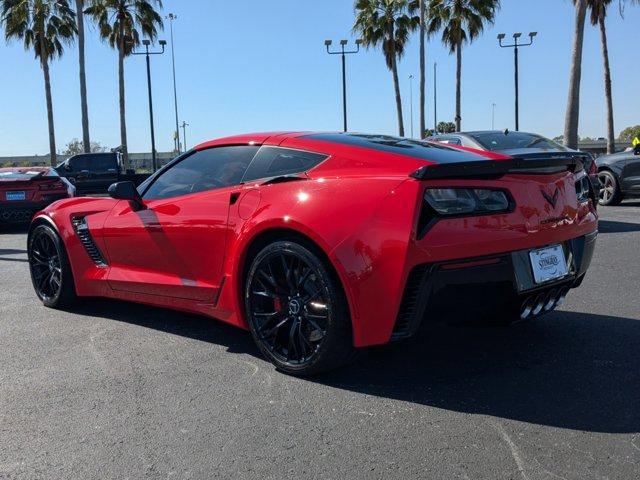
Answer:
[{"left": 1, "top": 0, "right": 639, "bottom": 156}]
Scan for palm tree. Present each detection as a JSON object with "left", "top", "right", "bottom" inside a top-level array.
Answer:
[
  {"left": 418, "top": 0, "right": 427, "bottom": 138},
  {"left": 564, "top": 0, "right": 587, "bottom": 150},
  {"left": 586, "top": 0, "right": 615, "bottom": 154},
  {"left": 76, "top": 0, "right": 90, "bottom": 153},
  {"left": 84, "top": 0, "right": 163, "bottom": 169},
  {"left": 354, "top": 0, "right": 419, "bottom": 137},
  {"left": 427, "top": 0, "right": 499, "bottom": 132},
  {"left": 1, "top": 0, "right": 76, "bottom": 166}
]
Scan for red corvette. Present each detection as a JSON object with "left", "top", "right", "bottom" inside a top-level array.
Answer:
[
  {"left": 27, "top": 133, "right": 598, "bottom": 375},
  {"left": 1, "top": 167, "right": 75, "bottom": 225}
]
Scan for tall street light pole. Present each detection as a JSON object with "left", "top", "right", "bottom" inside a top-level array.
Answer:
[
  {"left": 167, "top": 13, "right": 181, "bottom": 154},
  {"left": 181, "top": 121, "right": 189, "bottom": 151},
  {"left": 131, "top": 39, "right": 166, "bottom": 172},
  {"left": 492, "top": 102, "right": 496, "bottom": 130},
  {"left": 325, "top": 39, "right": 362, "bottom": 132},
  {"left": 433, "top": 62, "right": 438, "bottom": 134},
  {"left": 498, "top": 32, "right": 537, "bottom": 131},
  {"left": 409, "top": 75, "right": 414, "bottom": 138}
]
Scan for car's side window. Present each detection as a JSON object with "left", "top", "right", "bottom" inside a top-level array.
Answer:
[
  {"left": 242, "top": 146, "right": 328, "bottom": 182},
  {"left": 143, "top": 146, "right": 260, "bottom": 201}
]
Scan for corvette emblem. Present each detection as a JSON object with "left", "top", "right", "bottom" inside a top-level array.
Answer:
[{"left": 541, "top": 187, "right": 560, "bottom": 208}]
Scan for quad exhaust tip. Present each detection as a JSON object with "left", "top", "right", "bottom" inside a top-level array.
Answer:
[{"left": 520, "top": 287, "right": 569, "bottom": 321}]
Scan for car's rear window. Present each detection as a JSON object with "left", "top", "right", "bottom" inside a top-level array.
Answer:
[
  {"left": 0, "top": 170, "right": 46, "bottom": 181},
  {"left": 303, "top": 133, "right": 485, "bottom": 164},
  {"left": 469, "top": 132, "right": 565, "bottom": 151}
]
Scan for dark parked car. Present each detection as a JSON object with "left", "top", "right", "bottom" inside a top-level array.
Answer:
[
  {"left": 426, "top": 130, "right": 598, "bottom": 195},
  {"left": 595, "top": 145, "right": 640, "bottom": 205},
  {"left": 55, "top": 152, "right": 121, "bottom": 194}
]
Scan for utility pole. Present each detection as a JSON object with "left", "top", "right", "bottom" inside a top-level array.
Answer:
[
  {"left": 181, "top": 121, "right": 189, "bottom": 151},
  {"left": 409, "top": 75, "right": 414, "bottom": 138},
  {"left": 492, "top": 102, "right": 496, "bottom": 130}
]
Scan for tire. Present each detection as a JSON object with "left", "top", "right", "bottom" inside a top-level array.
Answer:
[
  {"left": 598, "top": 170, "right": 623, "bottom": 206},
  {"left": 28, "top": 224, "right": 77, "bottom": 308},
  {"left": 244, "top": 240, "right": 355, "bottom": 376}
]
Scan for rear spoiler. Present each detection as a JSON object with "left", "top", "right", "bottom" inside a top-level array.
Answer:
[{"left": 410, "top": 151, "right": 587, "bottom": 180}]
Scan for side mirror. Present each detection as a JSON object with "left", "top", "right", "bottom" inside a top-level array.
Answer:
[
  {"left": 633, "top": 145, "right": 640, "bottom": 156},
  {"left": 108, "top": 181, "right": 145, "bottom": 211},
  {"left": 64, "top": 163, "right": 72, "bottom": 172}
]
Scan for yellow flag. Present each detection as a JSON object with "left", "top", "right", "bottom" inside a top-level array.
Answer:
[{"left": 633, "top": 137, "right": 640, "bottom": 147}]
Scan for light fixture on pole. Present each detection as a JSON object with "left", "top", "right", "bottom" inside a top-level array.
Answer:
[
  {"left": 131, "top": 39, "right": 166, "bottom": 172},
  {"left": 166, "top": 13, "right": 181, "bottom": 154},
  {"left": 325, "top": 38, "right": 362, "bottom": 132},
  {"left": 498, "top": 32, "right": 537, "bottom": 131}
]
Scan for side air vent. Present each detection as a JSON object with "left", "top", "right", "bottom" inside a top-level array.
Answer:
[
  {"left": 71, "top": 217, "right": 108, "bottom": 267},
  {"left": 392, "top": 264, "right": 430, "bottom": 339}
]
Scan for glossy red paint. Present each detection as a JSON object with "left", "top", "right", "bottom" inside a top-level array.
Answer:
[{"left": 31, "top": 132, "right": 598, "bottom": 347}]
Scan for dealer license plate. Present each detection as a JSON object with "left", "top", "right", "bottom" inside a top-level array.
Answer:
[
  {"left": 5, "top": 191, "right": 26, "bottom": 201},
  {"left": 529, "top": 245, "right": 569, "bottom": 284}
]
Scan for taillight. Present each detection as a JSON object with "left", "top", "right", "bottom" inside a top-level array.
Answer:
[{"left": 38, "top": 181, "right": 64, "bottom": 191}]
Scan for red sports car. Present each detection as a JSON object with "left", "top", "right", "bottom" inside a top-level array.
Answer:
[
  {"left": 27, "top": 133, "right": 598, "bottom": 375},
  {"left": 1, "top": 167, "right": 75, "bottom": 225}
]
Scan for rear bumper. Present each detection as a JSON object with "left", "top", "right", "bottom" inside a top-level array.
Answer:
[
  {"left": 0, "top": 196, "right": 68, "bottom": 223},
  {"left": 392, "top": 231, "right": 597, "bottom": 339}
]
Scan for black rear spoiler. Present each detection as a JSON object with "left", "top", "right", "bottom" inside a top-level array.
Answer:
[{"left": 411, "top": 152, "right": 588, "bottom": 180}]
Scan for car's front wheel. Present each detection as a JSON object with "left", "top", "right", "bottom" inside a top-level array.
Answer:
[
  {"left": 245, "top": 240, "right": 354, "bottom": 376},
  {"left": 598, "top": 170, "right": 623, "bottom": 206},
  {"left": 28, "top": 223, "right": 77, "bottom": 308}
]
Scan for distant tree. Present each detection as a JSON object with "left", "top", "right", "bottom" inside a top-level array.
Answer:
[
  {"left": 427, "top": 0, "right": 500, "bottom": 132},
  {"left": 353, "top": 0, "right": 420, "bottom": 136},
  {"left": 63, "top": 138, "right": 107, "bottom": 155},
  {"left": 553, "top": 135, "right": 565, "bottom": 142},
  {"left": 423, "top": 128, "right": 435, "bottom": 137},
  {"left": 84, "top": 0, "right": 164, "bottom": 169},
  {"left": 1, "top": 0, "right": 77, "bottom": 166},
  {"left": 619, "top": 125, "right": 640, "bottom": 142},
  {"left": 437, "top": 121, "right": 456, "bottom": 133}
]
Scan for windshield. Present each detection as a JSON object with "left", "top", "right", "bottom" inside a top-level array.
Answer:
[{"left": 469, "top": 132, "right": 566, "bottom": 152}]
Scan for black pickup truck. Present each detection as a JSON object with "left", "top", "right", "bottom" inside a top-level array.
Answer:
[{"left": 55, "top": 152, "right": 149, "bottom": 194}]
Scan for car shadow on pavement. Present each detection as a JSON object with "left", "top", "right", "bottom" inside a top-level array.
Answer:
[
  {"left": 71, "top": 299, "right": 640, "bottom": 434},
  {"left": 598, "top": 219, "right": 640, "bottom": 233},
  {"left": 321, "top": 310, "right": 640, "bottom": 434},
  {"left": 0, "top": 248, "right": 28, "bottom": 263}
]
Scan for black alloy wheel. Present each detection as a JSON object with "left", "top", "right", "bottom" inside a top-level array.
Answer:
[
  {"left": 28, "top": 224, "right": 76, "bottom": 308},
  {"left": 245, "top": 241, "right": 354, "bottom": 376}
]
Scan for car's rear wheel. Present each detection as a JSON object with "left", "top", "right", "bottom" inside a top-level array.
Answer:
[
  {"left": 28, "top": 224, "right": 76, "bottom": 308},
  {"left": 598, "top": 170, "right": 623, "bottom": 206},
  {"left": 245, "top": 240, "right": 354, "bottom": 376}
]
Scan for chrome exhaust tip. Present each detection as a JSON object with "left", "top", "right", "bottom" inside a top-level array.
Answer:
[
  {"left": 544, "top": 289, "right": 558, "bottom": 311},
  {"left": 520, "top": 297, "right": 534, "bottom": 320},
  {"left": 532, "top": 294, "right": 546, "bottom": 316},
  {"left": 555, "top": 287, "right": 569, "bottom": 308}
]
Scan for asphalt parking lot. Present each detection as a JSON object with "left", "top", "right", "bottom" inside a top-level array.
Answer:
[{"left": 1, "top": 204, "right": 639, "bottom": 479}]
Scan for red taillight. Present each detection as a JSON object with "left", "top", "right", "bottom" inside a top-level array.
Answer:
[
  {"left": 38, "top": 181, "right": 64, "bottom": 191},
  {"left": 588, "top": 159, "right": 598, "bottom": 176}
]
